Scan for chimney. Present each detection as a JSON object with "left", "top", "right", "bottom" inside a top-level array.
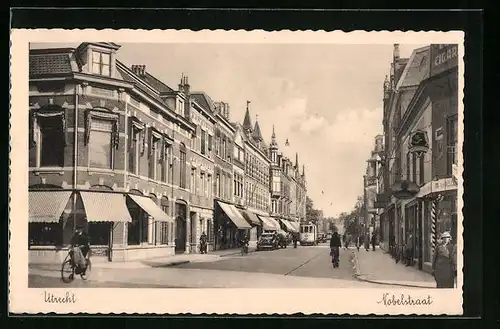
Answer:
[
  {"left": 179, "top": 73, "right": 190, "bottom": 95},
  {"left": 393, "top": 44, "right": 400, "bottom": 61},
  {"left": 131, "top": 65, "right": 146, "bottom": 77}
]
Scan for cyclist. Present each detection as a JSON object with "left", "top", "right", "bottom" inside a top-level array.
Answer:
[
  {"left": 329, "top": 231, "right": 342, "bottom": 267},
  {"left": 71, "top": 227, "right": 90, "bottom": 275},
  {"left": 240, "top": 233, "right": 249, "bottom": 255}
]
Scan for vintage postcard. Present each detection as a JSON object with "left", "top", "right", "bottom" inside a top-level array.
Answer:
[{"left": 9, "top": 29, "right": 464, "bottom": 314}]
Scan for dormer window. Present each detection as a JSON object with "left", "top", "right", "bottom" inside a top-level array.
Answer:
[{"left": 92, "top": 51, "right": 111, "bottom": 76}]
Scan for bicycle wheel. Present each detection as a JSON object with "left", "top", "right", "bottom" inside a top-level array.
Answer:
[
  {"left": 80, "top": 259, "right": 91, "bottom": 280},
  {"left": 61, "top": 259, "right": 75, "bottom": 283}
]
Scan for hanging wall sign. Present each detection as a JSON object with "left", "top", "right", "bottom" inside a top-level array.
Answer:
[{"left": 408, "top": 130, "right": 430, "bottom": 158}]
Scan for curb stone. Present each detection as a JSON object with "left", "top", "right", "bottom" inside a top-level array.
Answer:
[{"left": 352, "top": 250, "right": 435, "bottom": 289}]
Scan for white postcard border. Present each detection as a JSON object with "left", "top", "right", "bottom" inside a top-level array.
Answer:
[{"left": 10, "top": 29, "right": 464, "bottom": 315}]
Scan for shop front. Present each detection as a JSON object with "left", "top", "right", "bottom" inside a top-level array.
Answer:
[
  {"left": 214, "top": 201, "right": 252, "bottom": 250},
  {"left": 239, "top": 209, "right": 261, "bottom": 247},
  {"left": 29, "top": 190, "right": 134, "bottom": 264}
]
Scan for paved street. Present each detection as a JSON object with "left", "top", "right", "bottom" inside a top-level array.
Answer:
[
  {"left": 29, "top": 244, "right": 384, "bottom": 288},
  {"left": 176, "top": 244, "right": 355, "bottom": 280}
]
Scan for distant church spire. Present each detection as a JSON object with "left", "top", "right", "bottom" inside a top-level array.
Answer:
[
  {"left": 243, "top": 100, "right": 253, "bottom": 133},
  {"left": 253, "top": 114, "right": 263, "bottom": 141}
]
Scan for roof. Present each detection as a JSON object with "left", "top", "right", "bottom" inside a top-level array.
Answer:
[
  {"left": 397, "top": 46, "right": 430, "bottom": 89},
  {"left": 191, "top": 92, "right": 215, "bottom": 112},
  {"left": 243, "top": 108, "right": 252, "bottom": 131},
  {"left": 142, "top": 73, "right": 175, "bottom": 93},
  {"left": 253, "top": 120, "right": 263, "bottom": 141},
  {"left": 29, "top": 53, "right": 73, "bottom": 76}
]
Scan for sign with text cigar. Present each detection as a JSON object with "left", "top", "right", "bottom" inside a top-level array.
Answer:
[{"left": 430, "top": 44, "right": 458, "bottom": 77}]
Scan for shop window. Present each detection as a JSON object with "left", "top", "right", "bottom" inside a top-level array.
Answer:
[
  {"left": 29, "top": 222, "right": 63, "bottom": 246},
  {"left": 92, "top": 50, "right": 111, "bottom": 76},
  {"left": 160, "top": 222, "right": 170, "bottom": 245},
  {"left": 88, "top": 222, "right": 110, "bottom": 245},
  {"left": 35, "top": 113, "right": 66, "bottom": 168}
]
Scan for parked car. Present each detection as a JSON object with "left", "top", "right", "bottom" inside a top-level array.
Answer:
[{"left": 256, "top": 232, "right": 279, "bottom": 251}]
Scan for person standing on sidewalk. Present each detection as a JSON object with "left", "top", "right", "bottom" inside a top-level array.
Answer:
[
  {"left": 371, "top": 233, "right": 376, "bottom": 251},
  {"left": 432, "top": 231, "right": 457, "bottom": 288}
]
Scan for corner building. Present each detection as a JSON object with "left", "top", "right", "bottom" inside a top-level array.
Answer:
[
  {"left": 378, "top": 44, "right": 459, "bottom": 273},
  {"left": 28, "top": 42, "right": 215, "bottom": 263}
]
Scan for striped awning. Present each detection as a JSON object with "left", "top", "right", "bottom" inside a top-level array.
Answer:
[
  {"left": 267, "top": 217, "right": 282, "bottom": 231},
  {"left": 129, "top": 195, "right": 173, "bottom": 222},
  {"left": 290, "top": 221, "right": 300, "bottom": 232},
  {"left": 29, "top": 191, "right": 72, "bottom": 223},
  {"left": 218, "top": 201, "right": 251, "bottom": 229},
  {"left": 80, "top": 192, "right": 132, "bottom": 223},
  {"left": 258, "top": 216, "right": 275, "bottom": 230},
  {"left": 280, "top": 219, "right": 297, "bottom": 233},
  {"left": 240, "top": 210, "right": 261, "bottom": 226}
]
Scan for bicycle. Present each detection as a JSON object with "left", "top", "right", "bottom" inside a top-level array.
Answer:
[
  {"left": 330, "top": 247, "right": 340, "bottom": 268},
  {"left": 61, "top": 245, "right": 92, "bottom": 283}
]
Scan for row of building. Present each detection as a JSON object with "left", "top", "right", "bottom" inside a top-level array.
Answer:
[
  {"left": 363, "top": 43, "right": 459, "bottom": 274},
  {"left": 28, "top": 42, "right": 307, "bottom": 263}
]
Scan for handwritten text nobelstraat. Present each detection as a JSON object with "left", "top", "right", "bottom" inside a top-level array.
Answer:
[
  {"left": 44, "top": 291, "right": 76, "bottom": 304},
  {"left": 377, "top": 293, "right": 433, "bottom": 306}
]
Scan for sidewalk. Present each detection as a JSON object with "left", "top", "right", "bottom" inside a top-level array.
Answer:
[
  {"left": 29, "top": 247, "right": 257, "bottom": 272},
  {"left": 353, "top": 248, "right": 436, "bottom": 288}
]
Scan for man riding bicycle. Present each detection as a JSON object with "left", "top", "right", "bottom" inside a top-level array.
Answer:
[
  {"left": 330, "top": 231, "right": 342, "bottom": 267},
  {"left": 71, "top": 227, "right": 90, "bottom": 275}
]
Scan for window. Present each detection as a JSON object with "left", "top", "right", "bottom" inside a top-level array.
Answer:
[
  {"left": 129, "top": 124, "right": 142, "bottom": 175},
  {"left": 179, "top": 147, "right": 187, "bottom": 188},
  {"left": 207, "top": 219, "right": 213, "bottom": 243},
  {"left": 161, "top": 143, "right": 172, "bottom": 183},
  {"left": 36, "top": 115, "right": 65, "bottom": 167},
  {"left": 191, "top": 168, "right": 196, "bottom": 193},
  {"left": 201, "top": 130, "right": 206, "bottom": 155},
  {"left": 160, "top": 199, "right": 170, "bottom": 245},
  {"left": 89, "top": 119, "right": 114, "bottom": 169},
  {"left": 92, "top": 51, "right": 111, "bottom": 76},
  {"left": 447, "top": 115, "right": 458, "bottom": 176},
  {"left": 216, "top": 174, "right": 220, "bottom": 197},
  {"left": 419, "top": 155, "right": 425, "bottom": 185},
  {"left": 200, "top": 172, "right": 205, "bottom": 196},
  {"left": 29, "top": 222, "right": 63, "bottom": 246},
  {"left": 149, "top": 132, "right": 161, "bottom": 180},
  {"left": 412, "top": 153, "right": 417, "bottom": 183},
  {"left": 88, "top": 222, "right": 110, "bottom": 245},
  {"left": 208, "top": 134, "right": 213, "bottom": 156},
  {"left": 207, "top": 174, "right": 212, "bottom": 199}
]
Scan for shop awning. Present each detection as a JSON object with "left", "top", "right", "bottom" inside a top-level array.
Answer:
[
  {"left": 290, "top": 221, "right": 300, "bottom": 232},
  {"left": 218, "top": 201, "right": 252, "bottom": 229},
  {"left": 258, "top": 216, "right": 276, "bottom": 230},
  {"left": 267, "top": 217, "right": 282, "bottom": 231},
  {"left": 80, "top": 192, "right": 132, "bottom": 223},
  {"left": 129, "top": 195, "right": 173, "bottom": 222},
  {"left": 280, "top": 219, "right": 297, "bottom": 232},
  {"left": 240, "top": 210, "right": 261, "bottom": 226},
  {"left": 29, "top": 191, "right": 72, "bottom": 223}
]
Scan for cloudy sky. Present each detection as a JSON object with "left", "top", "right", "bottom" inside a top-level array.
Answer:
[{"left": 31, "top": 42, "right": 422, "bottom": 217}]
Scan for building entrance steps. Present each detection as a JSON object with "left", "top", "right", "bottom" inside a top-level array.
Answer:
[{"left": 353, "top": 248, "right": 436, "bottom": 288}]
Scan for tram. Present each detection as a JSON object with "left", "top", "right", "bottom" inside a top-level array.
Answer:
[{"left": 299, "top": 223, "right": 318, "bottom": 246}]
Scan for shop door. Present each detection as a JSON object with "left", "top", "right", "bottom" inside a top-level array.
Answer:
[{"left": 175, "top": 203, "right": 187, "bottom": 253}]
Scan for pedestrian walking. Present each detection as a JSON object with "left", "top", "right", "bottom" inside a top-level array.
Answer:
[
  {"left": 364, "top": 233, "right": 370, "bottom": 251},
  {"left": 404, "top": 233, "right": 414, "bottom": 266},
  {"left": 432, "top": 231, "right": 457, "bottom": 288},
  {"left": 371, "top": 233, "right": 376, "bottom": 251},
  {"left": 356, "top": 235, "right": 360, "bottom": 251},
  {"left": 199, "top": 232, "right": 208, "bottom": 254}
]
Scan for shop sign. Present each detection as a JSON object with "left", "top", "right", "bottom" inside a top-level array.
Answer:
[
  {"left": 408, "top": 130, "right": 430, "bottom": 157},
  {"left": 391, "top": 180, "right": 420, "bottom": 200},
  {"left": 430, "top": 44, "right": 458, "bottom": 77}
]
